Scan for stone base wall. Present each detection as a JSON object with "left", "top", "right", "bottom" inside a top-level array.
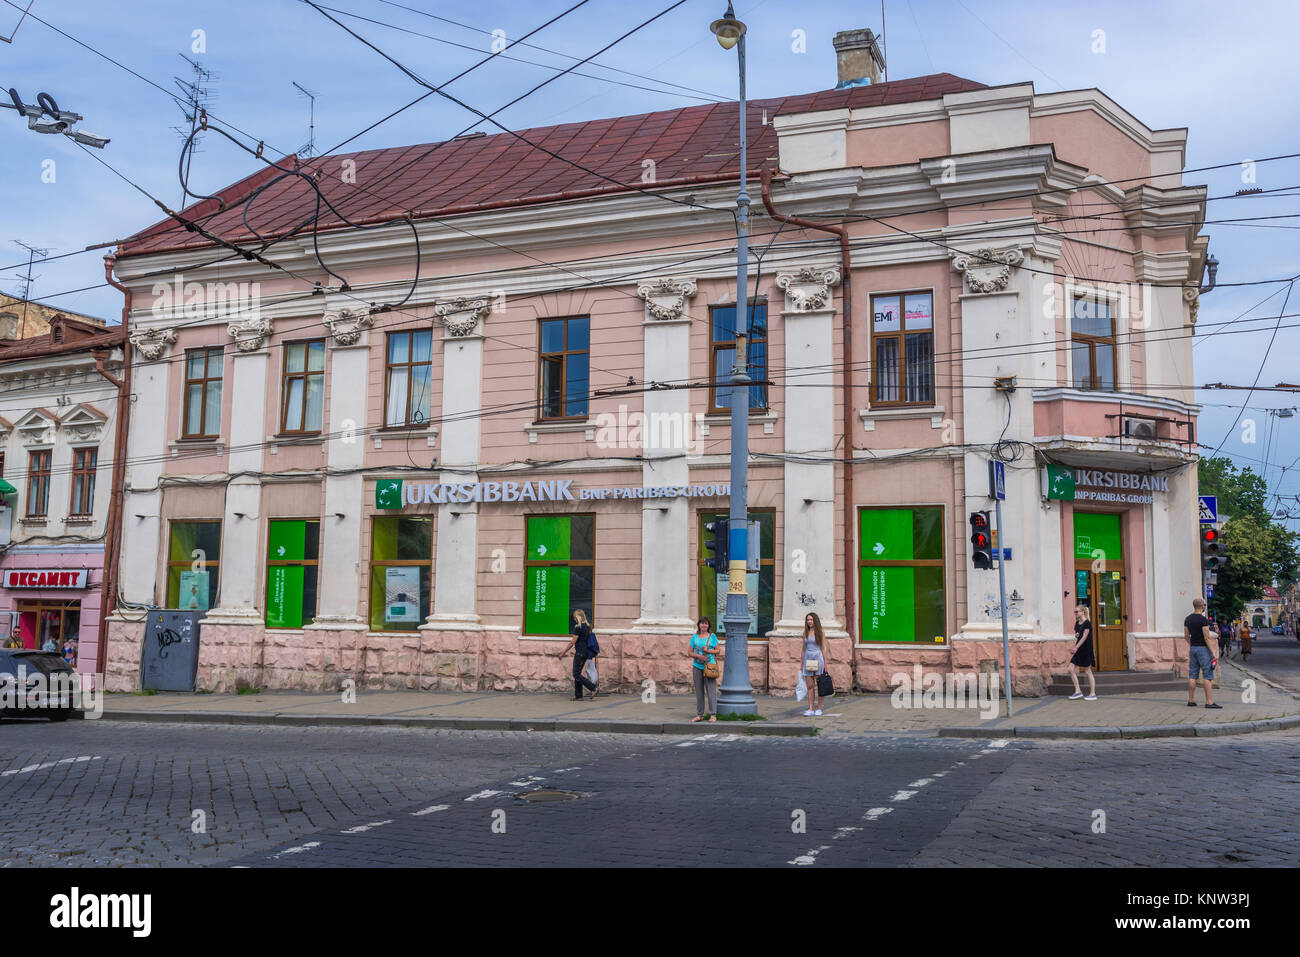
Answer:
[{"left": 104, "top": 619, "right": 1182, "bottom": 697}]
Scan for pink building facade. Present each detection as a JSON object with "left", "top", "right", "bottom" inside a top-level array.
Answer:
[
  {"left": 104, "top": 49, "right": 1210, "bottom": 696},
  {"left": 0, "top": 316, "right": 125, "bottom": 678}
]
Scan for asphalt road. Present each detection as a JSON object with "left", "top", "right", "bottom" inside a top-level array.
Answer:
[
  {"left": 0, "top": 720, "right": 1296, "bottom": 867},
  {"left": 1233, "top": 631, "right": 1300, "bottom": 694}
]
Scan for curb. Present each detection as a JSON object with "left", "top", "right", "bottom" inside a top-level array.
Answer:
[
  {"left": 937, "top": 713, "right": 1300, "bottom": 740},
  {"left": 96, "top": 709, "right": 817, "bottom": 737}
]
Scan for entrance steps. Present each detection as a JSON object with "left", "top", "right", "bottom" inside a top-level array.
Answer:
[{"left": 1046, "top": 669, "right": 1186, "bottom": 696}]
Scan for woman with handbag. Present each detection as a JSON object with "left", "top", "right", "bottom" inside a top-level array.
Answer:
[
  {"left": 556, "top": 609, "right": 599, "bottom": 701},
  {"left": 688, "top": 616, "right": 721, "bottom": 722},
  {"left": 801, "top": 612, "right": 830, "bottom": 716}
]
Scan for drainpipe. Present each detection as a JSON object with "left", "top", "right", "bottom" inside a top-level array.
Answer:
[
  {"left": 1199, "top": 253, "right": 1219, "bottom": 294},
  {"left": 96, "top": 254, "right": 133, "bottom": 682},
  {"left": 760, "top": 165, "right": 857, "bottom": 675}
]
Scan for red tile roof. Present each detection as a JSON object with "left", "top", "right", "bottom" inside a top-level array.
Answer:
[{"left": 119, "top": 74, "right": 984, "bottom": 259}]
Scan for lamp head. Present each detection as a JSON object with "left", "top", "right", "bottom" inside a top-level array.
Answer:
[{"left": 710, "top": 3, "right": 746, "bottom": 50}]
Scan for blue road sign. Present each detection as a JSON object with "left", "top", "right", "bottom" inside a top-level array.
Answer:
[
  {"left": 1198, "top": 495, "right": 1218, "bottom": 524},
  {"left": 1206, "top": 584, "right": 1214, "bottom": 599},
  {"left": 989, "top": 459, "right": 1006, "bottom": 501}
]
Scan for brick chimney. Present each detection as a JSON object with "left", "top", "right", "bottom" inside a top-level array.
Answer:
[
  {"left": 0, "top": 312, "right": 18, "bottom": 341},
  {"left": 833, "top": 29, "right": 885, "bottom": 88}
]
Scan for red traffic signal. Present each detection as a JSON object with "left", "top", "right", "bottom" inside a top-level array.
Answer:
[
  {"left": 970, "top": 511, "right": 994, "bottom": 569},
  {"left": 1202, "top": 528, "right": 1217, "bottom": 543}
]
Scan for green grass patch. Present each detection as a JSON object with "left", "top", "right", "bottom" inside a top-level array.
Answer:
[
  {"left": 236, "top": 687, "right": 262, "bottom": 695},
  {"left": 716, "top": 711, "right": 765, "bottom": 721}
]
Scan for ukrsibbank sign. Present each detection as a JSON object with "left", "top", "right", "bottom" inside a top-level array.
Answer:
[
  {"left": 1042, "top": 464, "right": 1169, "bottom": 505},
  {"left": 376, "top": 478, "right": 729, "bottom": 509}
]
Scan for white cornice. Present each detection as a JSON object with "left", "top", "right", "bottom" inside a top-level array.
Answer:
[{"left": 1030, "top": 89, "right": 1187, "bottom": 166}]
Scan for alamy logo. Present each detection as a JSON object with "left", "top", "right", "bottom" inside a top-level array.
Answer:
[
  {"left": 49, "top": 887, "right": 151, "bottom": 937},
  {"left": 890, "top": 665, "right": 1000, "bottom": 720}
]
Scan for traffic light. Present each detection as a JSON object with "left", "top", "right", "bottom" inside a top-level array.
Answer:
[
  {"left": 970, "top": 511, "right": 993, "bottom": 569},
  {"left": 1201, "top": 526, "right": 1221, "bottom": 570},
  {"left": 704, "top": 518, "right": 729, "bottom": 571}
]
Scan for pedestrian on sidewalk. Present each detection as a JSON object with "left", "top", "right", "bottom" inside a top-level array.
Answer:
[
  {"left": 1183, "top": 598, "right": 1221, "bottom": 709},
  {"left": 801, "top": 612, "right": 829, "bottom": 717},
  {"left": 556, "top": 609, "right": 598, "bottom": 701},
  {"left": 688, "top": 616, "right": 720, "bottom": 722},
  {"left": 1068, "top": 604, "right": 1097, "bottom": 700},
  {"left": 1238, "top": 619, "right": 1252, "bottom": 662}
]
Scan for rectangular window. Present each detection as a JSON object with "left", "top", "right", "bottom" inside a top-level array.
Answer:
[
  {"left": 709, "top": 302, "right": 767, "bottom": 413},
  {"left": 858, "top": 506, "right": 945, "bottom": 643},
  {"left": 538, "top": 317, "right": 590, "bottom": 420},
  {"left": 523, "top": 515, "right": 595, "bottom": 635},
  {"left": 384, "top": 330, "right": 433, "bottom": 427},
  {"left": 1071, "top": 297, "right": 1116, "bottom": 391},
  {"left": 698, "top": 509, "right": 775, "bottom": 637},
  {"left": 183, "top": 347, "right": 224, "bottom": 439},
  {"left": 167, "top": 521, "right": 222, "bottom": 610},
  {"left": 281, "top": 340, "right": 326, "bottom": 434},
  {"left": 265, "top": 520, "right": 320, "bottom": 628},
  {"left": 69, "top": 448, "right": 97, "bottom": 516},
  {"left": 26, "top": 450, "right": 51, "bottom": 517},
  {"left": 369, "top": 516, "right": 432, "bottom": 631},
  {"left": 871, "top": 292, "right": 934, "bottom": 406}
]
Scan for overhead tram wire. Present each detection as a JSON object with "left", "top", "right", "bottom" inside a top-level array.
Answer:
[
  {"left": 1205, "top": 278, "right": 1297, "bottom": 460},
  {"left": 317, "top": 2, "right": 723, "bottom": 101},
  {"left": 371, "top": 0, "right": 725, "bottom": 101},
  {"left": 0, "top": 0, "right": 288, "bottom": 158}
]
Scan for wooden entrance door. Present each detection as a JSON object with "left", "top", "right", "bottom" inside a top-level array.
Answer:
[{"left": 1074, "top": 565, "right": 1128, "bottom": 671}]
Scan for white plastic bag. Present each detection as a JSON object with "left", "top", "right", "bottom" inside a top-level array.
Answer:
[
  {"left": 795, "top": 670, "right": 807, "bottom": 702},
  {"left": 585, "top": 658, "right": 598, "bottom": 685}
]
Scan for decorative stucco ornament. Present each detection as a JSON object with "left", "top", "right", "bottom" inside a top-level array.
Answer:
[
  {"left": 129, "top": 326, "right": 177, "bottom": 360},
  {"left": 1183, "top": 287, "right": 1199, "bottom": 325},
  {"left": 775, "top": 265, "right": 842, "bottom": 312},
  {"left": 951, "top": 247, "right": 1024, "bottom": 294},
  {"left": 227, "top": 315, "right": 272, "bottom": 352},
  {"left": 636, "top": 277, "right": 697, "bottom": 321},
  {"left": 435, "top": 297, "right": 489, "bottom": 337},
  {"left": 322, "top": 308, "right": 374, "bottom": 345}
]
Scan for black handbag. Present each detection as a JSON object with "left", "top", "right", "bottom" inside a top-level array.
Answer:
[{"left": 816, "top": 673, "right": 834, "bottom": 697}]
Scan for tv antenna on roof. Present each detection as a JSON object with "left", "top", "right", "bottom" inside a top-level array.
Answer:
[
  {"left": 172, "top": 54, "right": 217, "bottom": 207},
  {"left": 0, "top": 0, "right": 35, "bottom": 44},
  {"left": 292, "top": 82, "right": 316, "bottom": 158},
  {"left": 10, "top": 239, "right": 49, "bottom": 338}
]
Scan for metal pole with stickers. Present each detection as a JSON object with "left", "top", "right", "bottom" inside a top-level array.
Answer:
[{"left": 990, "top": 459, "right": 1014, "bottom": 718}]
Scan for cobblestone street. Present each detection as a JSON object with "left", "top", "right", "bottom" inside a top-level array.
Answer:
[{"left": 1, "top": 720, "right": 1295, "bottom": 867}]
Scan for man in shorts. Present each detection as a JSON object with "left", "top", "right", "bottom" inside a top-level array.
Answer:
[{"left": 1183, "top": 598, "right": 1221, "bottom": 709}]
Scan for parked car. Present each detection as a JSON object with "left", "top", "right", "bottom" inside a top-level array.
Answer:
[
  {"left": 1272, "top": 624, "right": 1284, "bottom": 635},
  {"left": 0, "top": 650, "right": 76, "bottom": 721}
]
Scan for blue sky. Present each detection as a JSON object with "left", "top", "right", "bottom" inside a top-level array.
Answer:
[{"left": 1, "top": 0, "right": 1298, "bottom": 515}]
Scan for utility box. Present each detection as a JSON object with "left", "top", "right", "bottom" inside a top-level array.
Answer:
[{"left": 139, "top": 610, "right": 202, "bottom": 692}]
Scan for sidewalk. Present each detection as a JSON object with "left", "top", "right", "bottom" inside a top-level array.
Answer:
[{"left": 97, "top": 660, "right": 1300, "bottom": 740}]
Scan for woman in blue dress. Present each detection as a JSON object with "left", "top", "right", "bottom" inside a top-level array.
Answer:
[{"left": 801, "top": 612, "right": 828, "bottom": 716}]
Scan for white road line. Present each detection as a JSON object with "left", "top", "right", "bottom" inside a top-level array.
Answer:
[
  {"left": 1, "top": 755, "right": 101, "bottom": 777},
  {"left": 789, "top": 844, "right": 831, "bottom": 866},
  {"left": 508, "top": 776, "right": 546, "bottom": 786},
  {"left": 464, "top": 790, "right": 502, "bottom": 802},
  {"left": 988, "top": 739, "right": 1010, "bottom": 748},
  {"left": 890, "top": 790, "right": 918, "bottom": 802},
  {"left": 908, "top": 778, "right": 934, "bottom": 788},
  {"left": 552, "top": 767, "right": 581, "bottom": 773},
  {"left": 833, "top": 826, "right": 862, "bottom": 840},
  {"left": 864, "top": 807, "right": 893, "bottom": 821},
  {"left": 931, "top": 771, "right": 948, "bottom": 778},
  {"left": 274, "top": 841, "right": 320, "bottom": 858},
  {"left": 341, "top": 820, "right": 392, "bottom": 834},
  {"left": 411, "top": 805, "right": 449, "bottom": 816},
  {"left": 675, "top": 734, "right": 716, "bottom": 747}
]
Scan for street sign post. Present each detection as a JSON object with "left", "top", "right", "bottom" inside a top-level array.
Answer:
[{"left": 989, "top": 458, "right": 1013, "bottom": 718}]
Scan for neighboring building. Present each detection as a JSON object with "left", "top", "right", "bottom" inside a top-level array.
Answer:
[
  {"left": 105, "top": 30, "right": 1210, "bottom": 695},
  {"left": 1248, "top": 585, "right": 1282, "bottom": 628},
  {"left": 0, "top": 313, "right": 125, "bottom": 676},
  {"left": 0, "top": 292, "right": 107, "bottom": 342}
]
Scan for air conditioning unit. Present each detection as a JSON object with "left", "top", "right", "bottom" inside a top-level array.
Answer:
[{"left": 1123, "top": 417, "right": 1159, "bottom": 439}]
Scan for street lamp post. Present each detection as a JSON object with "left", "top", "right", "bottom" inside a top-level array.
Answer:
[{"left": 711, "top": 3, "right": 756, "bottom": 715}]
